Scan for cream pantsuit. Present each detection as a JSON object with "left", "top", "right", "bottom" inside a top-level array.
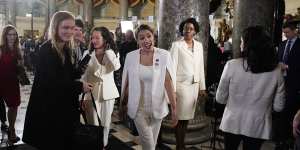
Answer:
[
  {"left": 81, "top": 49, "right": 120, "bottom": 146},
  {"left": 170, "top": 39, "right": 206, "bottom": 120}
]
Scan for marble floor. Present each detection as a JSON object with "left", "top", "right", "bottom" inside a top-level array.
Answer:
[{"left": 0, "top": 72, "right": 278, "bottom": 150}]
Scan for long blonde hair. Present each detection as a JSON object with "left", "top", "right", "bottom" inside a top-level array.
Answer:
[
  {"left": 0, "top": 25, "right": 22, "bottom": 60},
  {"left": 48, "top": 11, "right": 75, "bottom": 64}
]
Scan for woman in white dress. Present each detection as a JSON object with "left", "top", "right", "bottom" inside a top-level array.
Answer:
[
  {"left": 81, "top": 27, "right": 120, "bottom": 149},
  {"left": 121, "top": 24, "right": 177, "bottom": 150},
  {"left": 170, "top": 18, "right": 207, "bottom": 150}
]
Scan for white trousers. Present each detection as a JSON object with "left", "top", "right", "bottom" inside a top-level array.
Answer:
[
  {"left": 134, "top": 111, "right": 162, "bottom": 150},
  {"left": 83, "top": 99, "right": 115, "bottom": 146}
]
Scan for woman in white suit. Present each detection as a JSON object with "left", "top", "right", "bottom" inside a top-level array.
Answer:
[
  {"left": 81, "top": 27, "right": 120, "bottom": 149},
  {"left": 170, "top": 18, "right": 206, "bottom": 150},
  {"left": 216, "top": 26, "right": 285, "bottom": 150},
  {"left": 121, "top": 24, "right": 177, "bottom": 150}
]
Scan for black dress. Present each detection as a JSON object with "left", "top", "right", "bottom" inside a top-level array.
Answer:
[{"left": 23, "top": 40, "right": 82, "bottom": 150}]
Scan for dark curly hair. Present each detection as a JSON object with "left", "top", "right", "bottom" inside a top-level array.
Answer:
[
  {"left": 241, "top": 26, "right": 278, "bottom": 73},
  {"left": 89, "top": 26, "right": 118, "bottom": 54},
  {"left": 179, "top": 18, "right": 200, "bottom": 36},
  {"left": 135, "top": 24, "right": 154, "bottom": 39}
]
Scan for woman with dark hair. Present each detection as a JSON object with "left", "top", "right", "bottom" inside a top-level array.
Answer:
[
  {"left": 170, "top": 18, "right": 206, "bottom": 150},
  {"left": 81, "top": 26, "right": 120, "bottom": 148},
  {"left": 23, "top": 11, "right": 93, "bottom": 150},
  {"left": 0, "top": 25, "right": 22, "bottom": 143},
  {"left": 121, "top": 24, "right": 177, "bottom": 150},
  {"left": 216, "top": 26, "right": 285, "bottom": 150}
]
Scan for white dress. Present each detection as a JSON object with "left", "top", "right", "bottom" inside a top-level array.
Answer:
[{"left": 170, "top": 39, "right": 206, "bottom": 120}]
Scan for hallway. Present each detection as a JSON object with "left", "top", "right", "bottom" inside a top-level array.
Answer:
[{"left": 0, "top": 73, "right": 277, "bottom": 150}]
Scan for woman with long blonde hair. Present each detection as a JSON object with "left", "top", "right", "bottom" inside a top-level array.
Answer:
[
  {"left": 23, "top": 11, "right": 92, "bottom": 150},
  {"left": 0, "top": 25, "right": 22, "bottom": 143}
]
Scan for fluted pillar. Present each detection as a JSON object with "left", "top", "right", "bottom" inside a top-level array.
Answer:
[
  {"left": 120, "top": 0, "right": 128, "bottom": 20},
  {"left": 46, "top": 0, "right": 56, "bottom": 25},
  {"left": 7, "top": 0, "right": 16, "bottom": 26},
  {"left": 158, "top": 0, "right": 211, "bottom": 145},
  {"left": 232, "top": 0, "right": 275, "bottom": 58},
  {"left": 83, "top": 0, "right": 93, "bottom": 26}
]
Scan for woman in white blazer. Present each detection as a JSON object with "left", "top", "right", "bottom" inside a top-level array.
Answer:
[
  {"left": 121, "top": 25, "right": 177, "bottom": 150},
  {"left": 170, "top": 18, "right": 206, "bottom": 150},
  {"left": 216, "top": 26, "right": 285, "bottom": 150},
  {"left": 81, "top": 27, "right": 120, "bottom": 148}
]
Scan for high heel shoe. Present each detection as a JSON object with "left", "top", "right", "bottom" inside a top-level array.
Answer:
[{"left": 8, "top": 129, "right": 20, "bottom": 143}]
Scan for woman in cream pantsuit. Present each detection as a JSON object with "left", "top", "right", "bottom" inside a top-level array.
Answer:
[
  {"left": 170, "top": 18, "right": 206, "bottom": 150},
  {"left": 216, "top": 26, "right": 285, "bottom": 150},
  {"left": 121, "top": 24, "right": 177, "bottom": 150},
  {"left": 82, "top": 27, "right": 120, "bottom": 148}
]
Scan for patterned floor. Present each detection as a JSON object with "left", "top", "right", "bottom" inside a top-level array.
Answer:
[{"left": 0, "top": 72, "right": 276, "bottom": 150}]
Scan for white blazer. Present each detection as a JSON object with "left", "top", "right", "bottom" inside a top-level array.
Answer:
[
  {"left": 170, "top": 39, "right": 206, "bottom": 90},
  {"left": 82, "top": 49, "right": 120, "bottom": 101},
  {"left": 216, "top": 59, "right": 285, "bottom": 140},
  {"left": 121, "top": 48, "right": 176, "bottom": 119}
]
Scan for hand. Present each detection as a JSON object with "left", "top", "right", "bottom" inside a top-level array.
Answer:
[
  {"left": 293, "top": 111, "right": 300, "bottom": 137},
  {"left": 80, "top": 100, "right": 89, "bottom": 111},
  {"left": 82, "top": 81, "right": 93, "bottom": 93},
  {"left": 198, "top": 90, "right": 207, "bottom": 98},
  {"left": 279, "top": 62, "right": 288, "bottom": 71}
]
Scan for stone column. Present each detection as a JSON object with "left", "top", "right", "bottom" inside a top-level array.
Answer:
[
  {"left": 83, "top": 0, "right": 93, "bottom": 26},
  {"left": 46, "top": 0, "right": 56, "bottom": 25},
  {"left": 120, "top": 0, "right": 128, "bottom": 20},
  {"left": 158, "top": 0, "right": 211, "bottom": 145},
  {"left": 232, "top": 0, "right": 275, "bottom": 58},
  {"left": 7, "top": 0, "right": 16, "bottom": 26}
]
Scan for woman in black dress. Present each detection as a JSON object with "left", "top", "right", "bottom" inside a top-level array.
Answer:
[{"left": 22, "top": 11, "right": 92, "bottom": 150}]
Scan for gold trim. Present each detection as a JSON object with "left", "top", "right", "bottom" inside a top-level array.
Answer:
[
  {"left": 148, "top": 0, "right": 155, "bottom": 6},
  {"left": 73, "top": 0, "right": 84, "bottom": 5},
  {"left": 93, "top": 0, "right": 105, "bottom": 7}
]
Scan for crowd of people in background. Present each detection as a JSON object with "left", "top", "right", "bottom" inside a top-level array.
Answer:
[{"left": 0, "top": 9, "right": 299, "bottom": 150}]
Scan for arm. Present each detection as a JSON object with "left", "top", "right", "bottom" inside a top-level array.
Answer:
[
  {"left": 199, "top": 43, "right": 206, "bottom": 91},
  {"left": 165, "top": 71, "right": 177, "bottom": 126},
  {"left": 169, "top": 42, "right": 178, "bottom": 73},
  {"left": 216, "top": 61, "right": 231, "bottom": 104},
  {"left": 293, "top": 109, "right": 300, "bottom": 137},
  {"left": 273, "top": 68, "right": 285, "bottom": 112},
  {"left": 104, "top": 49, "right": 121, "bottom": 72}
]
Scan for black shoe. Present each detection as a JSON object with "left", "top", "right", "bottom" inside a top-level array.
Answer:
[{"left": 1, "top": 123, "right": 8, "bottom": 131}]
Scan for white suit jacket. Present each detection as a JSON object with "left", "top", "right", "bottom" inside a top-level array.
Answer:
[
  {"left": 170, "top": 39, "right": 206, "bottom": 90},
  {"left": 82, "top": 49, "right": 120, "bottom": 101},
  {"left": 121, "top": 48, "right": 176, "bottom": 119},
  {"left": 216, "top": 59, "right": 285, "bottom": 140}
]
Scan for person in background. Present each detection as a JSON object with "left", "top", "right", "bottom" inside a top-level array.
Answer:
[
  {"left": 121, "top": 24, "right": 177, "bottom": 150},
  {"left": 22, "top": 11, "right": 92, "bottom": 150},
  {"left": 73, "top": 18, "right": 87, "bottom": 64},
  {"left": 216, "top": 26, "right": 285, "bottom": 150},
  {"left": 81, "top": 26, "right": 120, "bottom": 149},
  {"left": 0, "top": 25, "right": 22, "bottom": 143},
  {"left": 276, "top": 22, "right": 300, "bottom": 149},
  {"left": 119, "top": 30, "right": 138, "bottom": 68},
  {"left": 170, "top": 18, "right": 207, "bottom": 150}
]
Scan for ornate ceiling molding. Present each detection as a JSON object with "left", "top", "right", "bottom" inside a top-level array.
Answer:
[
  {"left": 111, "top": 0, "right": 142, "bottom": 7},
  {"left": 148, "top": 0, "right": 155, "bottom": 6},
  {"left": 56, "top": 0, "right": 67, "bottom": 5}
]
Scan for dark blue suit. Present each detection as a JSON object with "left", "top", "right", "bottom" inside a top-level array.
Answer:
[{"left": 277, "top": 37, "right": 300, "bottom": 142}]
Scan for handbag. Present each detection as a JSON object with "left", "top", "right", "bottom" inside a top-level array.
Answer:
[
  {"left": 16, "top": 65, "right": 30, "bottom": 85},
  {"left": 71, "top": 92, "right": 104, "bottom": 150}
]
